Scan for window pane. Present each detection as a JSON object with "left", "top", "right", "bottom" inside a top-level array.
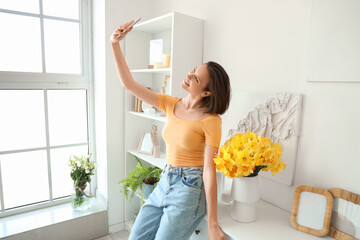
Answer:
[
  {"left": 0, "top": 0, "right": 39, "bottom": 14},
  {"left": 0, "top": 13, "right": 42, "bottom": 72},
  {"left": 0, "top": 90, "right": 46, "bottom": 152},
  {"left": 0, "top": 151, "right": 49, "bottom": 209},
  {"left": 42, "top": 0, "right": 79, "bottom": 20},
  {"left": 47, "top": 90, "right": 88, "bottom": 146},
  {"left": 44, "top": 19, "right": 81, "bottom": 74},
  {"left": 51, "top": 145, "right": 88, "bottom": 199}
]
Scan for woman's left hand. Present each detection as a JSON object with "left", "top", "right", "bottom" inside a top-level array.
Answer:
[{"left": 208, "top": 224, "right": 226, "bottom": 240}]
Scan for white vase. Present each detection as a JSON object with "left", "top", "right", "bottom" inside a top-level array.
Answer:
[{"left": 230, "top": 175, "right": 259, "bottom": 223}]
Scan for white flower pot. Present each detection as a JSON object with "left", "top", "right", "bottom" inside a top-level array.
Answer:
[{"left": 230, "top": 175, "right": 259, "bottom": 223}]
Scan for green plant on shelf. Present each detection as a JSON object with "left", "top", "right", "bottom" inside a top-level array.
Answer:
[{"left": 118, "top": 154, "right": 162, "bottom": 203}]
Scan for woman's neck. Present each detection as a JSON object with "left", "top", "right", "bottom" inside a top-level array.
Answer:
[{"left": 182, "top": 94, "right": 203, "bottom": 112}]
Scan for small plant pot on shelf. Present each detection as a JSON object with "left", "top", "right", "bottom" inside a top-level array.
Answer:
[
  {"left": 143, "top": 177, "right": 158, "bottom": 199},
  {"left": 143, "top": 183, "right": 155, "bottom": 199},
  {"left": 118, "top": 155, "right": 161, "bottom": 205}
]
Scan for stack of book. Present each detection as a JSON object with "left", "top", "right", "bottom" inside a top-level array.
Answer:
[{"left": 134, "top": 96, "right": 143, "bottom": 112}]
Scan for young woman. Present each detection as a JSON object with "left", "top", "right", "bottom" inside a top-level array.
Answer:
[{"left": 110, "top": 20, "right": 231, "bottom": 240}]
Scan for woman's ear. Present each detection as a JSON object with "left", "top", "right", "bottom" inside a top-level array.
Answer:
[{"left": 201, "top": 91, "right": 212, "bottom": 97}]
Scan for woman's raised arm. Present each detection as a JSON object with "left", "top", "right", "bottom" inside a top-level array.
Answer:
[{"left": 110, "top": 20, "right": 158, "bottom": 108}]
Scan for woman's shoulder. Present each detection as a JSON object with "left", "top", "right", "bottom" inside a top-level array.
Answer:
[
  {"left": 156, "top": 94, "right": 181, "bottom": 109},
  {"left": 202, "top": 113, "right": 221, "bottom": 123},
  {"left": 207, "top": 113, "right": 221, "bottom": 120},
  {"left": 157, "top": 93, "right": 180, "bottom": 102}
]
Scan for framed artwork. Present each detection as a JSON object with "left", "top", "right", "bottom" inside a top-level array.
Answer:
[
  {"left": 328, "top": 188, "right": 360, "bottom": 240},
  {"left": 291, "top": 185, "right": 334, "bottom": 236},
  {"left": 138, "top": 132, "right": 153, "bottom": 155}
]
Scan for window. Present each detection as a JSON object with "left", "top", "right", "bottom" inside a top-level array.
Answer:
[{"left": 0, "top": 0, "right": 93, "bottom": 217}]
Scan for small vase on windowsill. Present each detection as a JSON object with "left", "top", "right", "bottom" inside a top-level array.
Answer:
[
  {"left": 71, "top": 183, "right": 91, "bottom": 212},
  {"left": 69, "top": 154, "right": 96, "bottom": 213}
]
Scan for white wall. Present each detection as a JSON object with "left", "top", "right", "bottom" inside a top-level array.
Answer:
[{"left": 150, "top": 0, "right": 360, "bottom": 211}]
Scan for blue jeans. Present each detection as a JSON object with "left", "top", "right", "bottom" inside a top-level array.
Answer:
[{"left": 129, "top": 164, "right": 206, "bottom": 240}]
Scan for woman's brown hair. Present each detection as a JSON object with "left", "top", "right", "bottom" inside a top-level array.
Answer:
[{"left": 201, "top": 61, "right": 231, "bottom": 115}]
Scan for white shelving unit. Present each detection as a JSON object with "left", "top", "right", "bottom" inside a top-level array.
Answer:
[{"left": 123, "top": 11, "right": 204, "bottom": 227}]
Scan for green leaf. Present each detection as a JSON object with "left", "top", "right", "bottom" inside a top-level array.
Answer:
[{"left": 118, "top": 155, "right": 161, "bottom": 200}]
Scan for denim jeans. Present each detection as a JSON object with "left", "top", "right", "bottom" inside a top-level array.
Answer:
[{"left": 129, "top": 164, "right": 206, "bottom": 240}]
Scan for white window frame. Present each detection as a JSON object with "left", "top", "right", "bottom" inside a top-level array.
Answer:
[{"left": 0, "top": 0, "right": 95, "bottom": 217}]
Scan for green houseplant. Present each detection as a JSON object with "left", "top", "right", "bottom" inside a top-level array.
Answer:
[{"left": 118, "top": 155, "right": 161, "bottom": 203}]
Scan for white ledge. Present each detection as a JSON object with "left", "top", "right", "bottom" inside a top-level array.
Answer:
[
  {"left": 0, "top": 193, "right": 107, "bottom": 238},
  {"left": 218, "top": 200, "right": 332, "bottom": 240}
]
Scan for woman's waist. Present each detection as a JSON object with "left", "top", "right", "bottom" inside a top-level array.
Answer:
[
  {"left": 166, "top": 158, "right": 204, "bottom": 168},
  {"left": 163, "top": 163, "right": 203, "bottom": 176},
  {"left": 166, "top": 151, "right": 204, "bottom": 165}
]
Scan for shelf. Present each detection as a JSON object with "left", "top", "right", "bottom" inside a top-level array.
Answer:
[
  {"left": 217, "top": 200, "right": 332, "bottom": 240},
  {"left": 129, "top": 111, "right": 167, "bottom": 122},
  {"left": 128, "top": 150, "right": 166, "bottom": 169},
  {"left": 130, "top": 68, "right": 171, "bottom": 73},
  {"left": 134, "top": 13, "right": 172, "bottom": 34}
]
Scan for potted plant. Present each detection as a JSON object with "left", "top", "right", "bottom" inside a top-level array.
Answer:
[
  {"left": 69, "top": 154, "right": 96, "bottom": 212},
  {"left": 118, "top": 155, "right": 161, "bottom": 204}
]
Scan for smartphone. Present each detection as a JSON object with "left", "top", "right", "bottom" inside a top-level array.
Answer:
[
  {"left": 117, "top": 17, "right": 141, "bottom": 38},
  {"left": 127, "top": 17, "right": 141, "bottom": 31}
]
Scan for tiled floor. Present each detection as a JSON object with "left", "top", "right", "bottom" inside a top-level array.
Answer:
[{"left": 94, "top": 230, "right": 130, "bottom": 240}]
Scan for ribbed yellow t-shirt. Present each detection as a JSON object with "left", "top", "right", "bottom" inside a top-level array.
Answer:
[{"left": 157, "top": 93, "right": 222, "bottom": 167}]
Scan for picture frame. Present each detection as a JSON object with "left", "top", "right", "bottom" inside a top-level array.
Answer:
[
  {"left": 291, "top": 185, "right": 334, "bottom": 236},
  {"left": 149, "top": 39, "right": 163, "bottom": 65},
  {"left": 138, "top": 132, "right": 153, "bottom": 155},
  {"left": 328, "top": 188, "right": 360, "bottom": 240}
]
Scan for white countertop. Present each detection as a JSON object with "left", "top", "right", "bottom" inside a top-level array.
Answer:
[{"left": 218, "top": 200, "right": 333, "bottom": 240}]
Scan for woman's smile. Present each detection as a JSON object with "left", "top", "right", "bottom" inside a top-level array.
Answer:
[{"left": 183, "top": 79, "right": 190, "bottom": 86}]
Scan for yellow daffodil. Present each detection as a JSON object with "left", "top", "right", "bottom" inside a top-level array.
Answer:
[{"left": 213, "top": 131, "right": 286, "bottom": 178}]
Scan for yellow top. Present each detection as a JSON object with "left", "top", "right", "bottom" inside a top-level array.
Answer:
[{"left": 157, "top": 93, "right": 222, "bottom": 167}]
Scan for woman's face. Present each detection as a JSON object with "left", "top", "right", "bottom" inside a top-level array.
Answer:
[{"left": 181, "top": 64, "right": 211, "bottom": 97}]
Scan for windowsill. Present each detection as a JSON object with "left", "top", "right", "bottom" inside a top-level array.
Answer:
[{"left": 0, "top": 193, "right": 107, "bottom": 238}]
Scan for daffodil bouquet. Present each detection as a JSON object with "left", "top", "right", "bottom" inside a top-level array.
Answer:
[{"left": 213, "top": 131, "right": 285, "bottom": 178}]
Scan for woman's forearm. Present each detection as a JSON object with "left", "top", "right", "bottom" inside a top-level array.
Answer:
[
  {"left": 110, "top": 42, "right": 135, "bottom": 90},
  {"left": 203, "top": 165, "right": 219, "bottom": 227},
  {"left": 109, "top": 25, "right": 159, "bottom": 107}
]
